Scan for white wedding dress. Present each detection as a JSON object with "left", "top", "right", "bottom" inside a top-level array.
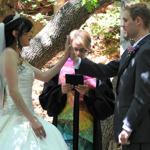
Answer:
[{"left": 0, "top": 62, "right": 68, "bottom": 150}]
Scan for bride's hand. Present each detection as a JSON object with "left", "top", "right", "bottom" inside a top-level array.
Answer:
[
  {"left": 64, "top": 35, "right": 72, "bottom": 56},
  {"left": 31, "top": 117, "right": 46, "bottom": 139}
]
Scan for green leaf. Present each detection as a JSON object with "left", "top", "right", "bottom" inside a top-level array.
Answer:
[{"left": 81, "top": 0, "right": 99, "bottom": 12}]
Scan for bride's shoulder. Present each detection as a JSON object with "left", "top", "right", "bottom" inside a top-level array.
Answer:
[
  {"left": 4, "top": 47, "right": 17, "bottom": 55},
  {"left": 4, "top": 48, "right": 18, "bottom": 58},
  {"left": 3, "top": 48, "right": 19, "bottom": 65}
]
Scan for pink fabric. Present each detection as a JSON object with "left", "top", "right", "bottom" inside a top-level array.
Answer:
[
  {"left": 58, "top": 58, "right": 75, "bottom": 85},
  {"left": 59, "top": 58, "right": 96, "bottom": 88},
  {"left": 83, "top": 75, "right": 96, "bottom": 88}
]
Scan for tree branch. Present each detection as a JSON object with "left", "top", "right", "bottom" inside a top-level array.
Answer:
[{"left": 22, "top": 0, "right": 114, "bottom": 68}]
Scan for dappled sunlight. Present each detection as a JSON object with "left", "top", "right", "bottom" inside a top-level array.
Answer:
[
  {"left": 123, "top": 117, "right": 131, "bottom": 129},
  {"left": 141, "top": 72, "right": 149, "bottom": 83},
  {"left": 131, "top": 58, "right": 135, "bottom": 66}
]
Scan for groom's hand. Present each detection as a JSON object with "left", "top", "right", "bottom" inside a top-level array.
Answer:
[{"left": 118, "top": 129, "right": 131, "bottom": 145}]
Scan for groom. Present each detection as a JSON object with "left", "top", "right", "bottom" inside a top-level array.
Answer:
[{"left": 71, "top": 3, "right": 150, "bottom": 150}]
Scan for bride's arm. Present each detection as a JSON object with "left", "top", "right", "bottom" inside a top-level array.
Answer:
[
  {"left": 32, "top": 51, "right": 69, "bottom": 82},
  {"left": 31, "top": 38, "right": 70, "bottom": 82},
  {"left": 5, "top": 48, "right": 46, "bottom": 139}
]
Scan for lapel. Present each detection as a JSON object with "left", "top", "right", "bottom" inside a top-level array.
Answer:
[
  {"left": 119, "top": 50, "right": 129, "bottom": 69},
  {"left": 116, "top": 34, "right": 150, "bottom": 95}
]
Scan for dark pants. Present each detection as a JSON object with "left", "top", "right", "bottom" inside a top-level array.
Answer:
[{"left": 122, "top": 143, "right": 150, "bottom": 150}]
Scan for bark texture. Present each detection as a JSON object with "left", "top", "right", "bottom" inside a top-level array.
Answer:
[{"left": 21, "top": 0, "right": 113, "bottom": 68}]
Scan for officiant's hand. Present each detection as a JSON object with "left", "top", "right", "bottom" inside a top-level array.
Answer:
[
  {"left": 31, "top": 117, "right": 46, "bottom": 139},
  {"left": 75, "top": 84, "right": 89, "bottom": 96},
  {"left": 61, "top": 84, "right": 73, "bottom": 94}
]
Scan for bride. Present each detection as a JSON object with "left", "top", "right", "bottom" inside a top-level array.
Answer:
[{"left": 0, "top": 14, "right": 69, "bottom": 149}]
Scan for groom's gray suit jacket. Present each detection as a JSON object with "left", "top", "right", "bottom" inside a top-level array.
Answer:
[{"left": 77, "top": 35, "right": 150, "bottom": 143}]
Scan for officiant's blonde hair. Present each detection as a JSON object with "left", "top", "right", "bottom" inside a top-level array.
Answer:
[{"left": 69, "top": 29, "right": 91, "bottom": 51}]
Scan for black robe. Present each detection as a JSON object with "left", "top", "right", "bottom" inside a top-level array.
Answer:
[{"left": 39, "top": 72, "right": 115, "bottom": 150}]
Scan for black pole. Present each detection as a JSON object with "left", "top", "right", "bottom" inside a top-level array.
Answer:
[
  {"left": 65, "top": 73, "right": 83, "bottom": 150},
  {"left": 73, "top": 89, "right": 80, "bottom": 150}
]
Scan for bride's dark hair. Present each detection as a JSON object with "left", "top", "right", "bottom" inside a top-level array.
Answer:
[{"left": 3, "top": 15, "right": 33, "bottom": 49}]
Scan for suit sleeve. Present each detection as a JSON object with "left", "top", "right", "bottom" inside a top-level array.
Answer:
[
  {"left": 84, "top": 80, "right": 115, "bottom": 120},
  {"left": 78, "top": 58, "right": 119, "bottom": 79},
  {"left": 123, "top": 48, "right": 150, "bottom": 130}
]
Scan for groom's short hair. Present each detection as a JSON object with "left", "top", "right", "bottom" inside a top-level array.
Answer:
[{"left": 124, "top": 3, "right": 150, "bottom": 28}]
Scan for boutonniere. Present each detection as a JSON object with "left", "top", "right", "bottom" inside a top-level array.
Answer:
[
  {"left": 127, "top": 46, "right": 136, "bottom": 55},
  {"left": 127, "top": 45, "right": 139, "bottom": 56}
]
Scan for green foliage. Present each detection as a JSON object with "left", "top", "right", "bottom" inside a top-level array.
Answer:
[
  {"left": 90, "top": 3, "right": 120, "bottom": 35},
  {"left": 33, "top": 13, "right": 45, "bottom": 21},
  {"left": 31, "top": 13, "right": 49, "bottom": 25},
  {"left": 21, "top": 0, "right": 55, "bottom": 3},
  {"left": 20, "top": 0, "right": 55, "bottom": 10},
  {"left": 102, "top": 25, "right": 120, "bottom": 55},
  {"left": 83, "top": 2, "right": 120, "bottom": 56},
  {"left": 140, "top": 0, "right": 150, "bottom": 2},
  {"left": 121, "top": 0, "right": 149, "bottom": 5},
  {"left": 21, "top": 0, "right": 32, "bottom": 3},
  {"left": 82, "top": 0, "right": 99, "bottom": 12}
]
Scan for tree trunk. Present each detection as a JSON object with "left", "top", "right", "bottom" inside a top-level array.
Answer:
[
  {"left": 22, "top": 0, "right": 113, "bottom": 68},
  {"left": 0, "top": 0, "right": 17, "bottom": 16},
  {"left": 120, "top": 0, "right": 131, "bottom": 55},
  {"left": 101, "top": 116, "right": 114, "bottom": 150}
]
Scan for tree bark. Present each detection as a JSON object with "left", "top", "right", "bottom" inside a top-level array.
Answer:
[
  {"left": 101, "top": 116, "right": 114, "bottom": 150},
  {"left": 21, "top": 0, "right": 113, "bottom": 68},
  {"left": 0, "top": 0, "right": 17, "bottom": 16}
]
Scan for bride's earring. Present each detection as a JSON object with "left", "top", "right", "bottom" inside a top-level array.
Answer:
[
  {"left": 12, "top": 30, "right": 19, "bottom": 49},
  {"left": 16, "top": 39, "right": 19, "bottom": 49},
  {"left": 16, "top": 39, "right": 21, "bottom": 54},
  {"left": 16, "top": 39, "right": 22, "bottom": 64}
]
